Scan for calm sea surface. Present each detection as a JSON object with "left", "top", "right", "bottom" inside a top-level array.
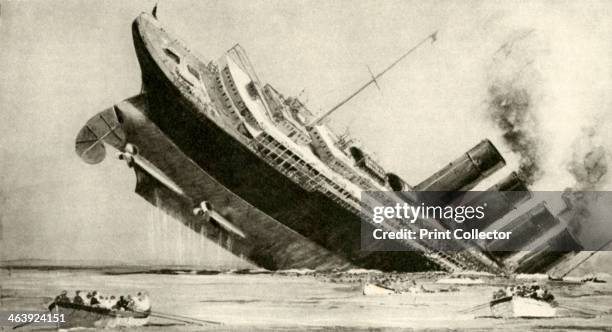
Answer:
[{"left": 1, "top": 268, "right": 611, "bottom": 331}]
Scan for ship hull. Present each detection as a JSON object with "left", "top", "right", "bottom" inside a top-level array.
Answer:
[
  {"left": 126, "top": 98, "right": 357, "bottom": 269},
  {"left": 131, "top": 17, "right": 438, "bottom": 272}
]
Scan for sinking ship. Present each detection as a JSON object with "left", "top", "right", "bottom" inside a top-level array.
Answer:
[{"left": 75, "top": 11, "right": 582, "bottom": 273}]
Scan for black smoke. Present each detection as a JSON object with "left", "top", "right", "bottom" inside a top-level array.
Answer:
[
  {"left": 567, "top": 127, "right": 609, "bottom": 190},
  {"left": 485, "top": 30, "right": 543, "bottom": 185},
  {"left": 487, "top": 85, "right": 542, "bottom": 185},
  {"left": 562, "top": 127, "right": 609, "bottom": 242}
]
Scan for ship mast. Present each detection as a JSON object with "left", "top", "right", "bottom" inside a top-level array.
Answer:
[
  {"left": 308, "top": 30, "right": 438, "bottom": 127},
  {"left": 560, "top": 239, "right": 612, "bottom": 278}
]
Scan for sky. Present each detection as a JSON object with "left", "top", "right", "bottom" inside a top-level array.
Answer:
[{"left": 1, "top": 0, "right": 611, "bottom": 269}]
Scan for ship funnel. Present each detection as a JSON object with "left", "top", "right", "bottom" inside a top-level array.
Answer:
[
  {"left": 386, "top": 172, "right": 412, "bottom": 191},
  {"left": 486, "top": 203, "right": 560, "bottom": 257},
  {"left": 491, "top": 171, "right": 529, "bottom": 192},
  {"left": 415, "top": 139, "right": 505, "bottom": 204},
  {"left": 513, "top": 228, "right": 583, "bottom": 273},
  {"left": 448, "top": 172, "right": 531, "bottom": 231},
  {"left": 349, "top": 146, "right": 387, "bottom": 185}
]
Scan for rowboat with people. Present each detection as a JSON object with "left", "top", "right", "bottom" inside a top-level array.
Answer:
[
  {"left": 41, "top": 289, "right": 152, "bottom": 329},
  {"left": 22, "top": 289, "right": 222, "bottom": 329},
  {"left": 489, "top": 296, "right": 557, "bottom": 318},
  {"left": 47, "top": 301, "right": 150, "bottom": 329},
  {"left": 489, "top": 284, "right": 557, "bottom": 318}
]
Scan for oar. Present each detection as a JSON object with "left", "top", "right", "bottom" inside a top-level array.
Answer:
[
  {"left": 458, "top": 303, "right": 489, "bottom": 313},
  {"left": 458, "top": 296, "right": 514, "bottom": 314},
  {"left": 150, "top": 311, "right": 222, "bottom": 325},
  {"left": 457, "top": 300, "right": 494, "bottom": 313},
  {"left": 12, "top": 321, "right": 35, "bottom": 330},
  {"left": 128, "top": 309, "right": 222, "bottom": 325},
  {"left": 556, "top": 304, "right": 608, "bottom": 316},
  {"left": 148, "top": 313, "right": 208, "bottom": 326},
  {"left": 14, "top": 302, "right": 58, "bottom": 329}
]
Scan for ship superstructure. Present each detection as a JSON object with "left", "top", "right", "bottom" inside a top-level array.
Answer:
[{"left": 75, "top": 12, "right": 582, "bottom": 273}]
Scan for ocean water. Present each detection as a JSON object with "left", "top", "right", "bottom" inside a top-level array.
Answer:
[{"left": 1, "top": 268, "right": 611, "bottom": 331}]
